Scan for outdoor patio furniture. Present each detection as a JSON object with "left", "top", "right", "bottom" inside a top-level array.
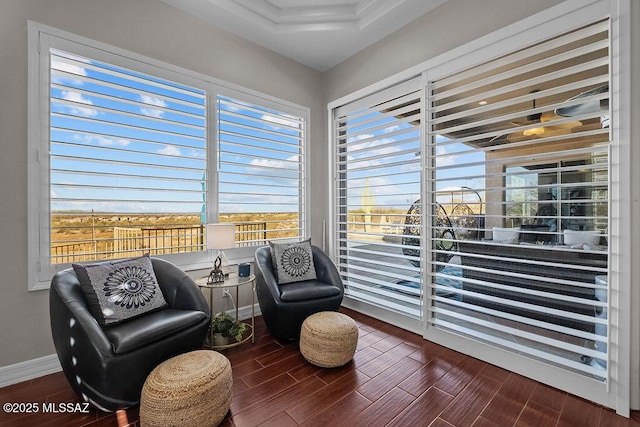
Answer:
[{"left": 457, "top": 241, "right": 607, "bottom": 332}]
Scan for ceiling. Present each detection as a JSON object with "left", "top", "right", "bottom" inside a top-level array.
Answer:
[{"left": 158, "top": 0, "right": 449, "bottom": 71}]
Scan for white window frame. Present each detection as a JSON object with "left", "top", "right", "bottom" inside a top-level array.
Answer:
[{"left": 28, "top": 22, "right": 310, "bottom": 290}]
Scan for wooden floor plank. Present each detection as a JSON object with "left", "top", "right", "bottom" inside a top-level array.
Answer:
[
  {"left": 1, "top": 308, "right": 637, "bottom": 427},
  {"left": 387, "top": 386, "right": 454, "bottom": 427},
  {"left": 343, "top": 387, "right": 415, "bottom": 427},
  {"left": 557, "top": 394, "right": 603, "bottom": 427},
  {"left": 479, "top": 373, "right": 536, "bottom": 425},
  {"left": 231, "top": 372, "right": 298, "bottom": 414},
  {"left": 356, "top": 356, "right": 423, "bottom": 402},
  {"left": 438, "top": 373, "right": 503, "bottom": 426},
  {"left": 231, "top": 376, "right": 326, "bottom": 426},
  {"left": 515, "top": 400, "right": 561, "bottom": 427},
  {"left": 398, "top": 356, "right": 458, "bottom": 397},
  {"left": 286, "top": 370, "right": 370, "bottom": 424},
  {"left": 300, "top": 391, "right": 372, "bottom": 427}
]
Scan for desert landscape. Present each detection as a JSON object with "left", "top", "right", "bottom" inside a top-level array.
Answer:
[
  {"left": 50, "top": 211, "right": 299, "bottom": 264},
  {"left": 49, "top": 200, "right": 481, "bottom": 264}
]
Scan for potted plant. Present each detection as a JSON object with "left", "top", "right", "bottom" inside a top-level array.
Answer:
[{"left": 211, "top": 312, "right": 247, "bottom": 346}]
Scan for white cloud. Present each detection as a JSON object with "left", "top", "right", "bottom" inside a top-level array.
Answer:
[
  {"left": 51, "top": 60, "right": 87, "bottom": 85},
  {"left": 99, "top": 137, "right": 130, "bottom": 147},
  {"left": 61, "top": 91, "right": 98, "bottom": 117},
  {"left": 157, "top": 145, "right": 181, "bottom": 156},
  {"left": 438, "top": 185, "right": 465, "bottom": 193},
  {"left": 346, "top": 133, "right": 373, "bottom": 144},
  {"left": 73, "top": 134, "right": 130, "bottom": 147},
  {"left": 219, "top": 192, "right": 297, "bottom": 213},
  {"left": 261, "top": 114, "right": 299, "bottom": 130},
  {"left": 140, "top": 95, "right": 167, "bottom": 118},
  {"left": 249, "top": 155, "right": 298, "bottom": 170},
  {"left": 435, "top": 146, "right": 458, "bottom": 167},
  {"left": 223, "top": 103, "right": 241, "bottom": 113},
  {"left": 187, "top": 149, "right": 206, "bottom": 159},
  {"left": 400, "top": 162, "right": 421, "bottom": 173}
]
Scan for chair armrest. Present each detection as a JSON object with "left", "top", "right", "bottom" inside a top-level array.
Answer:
[
  {"left": 50, "top": 269, "right": 113, "bottom": 355},
  {"left": 254, "top": 246, "right": 282, "bottom": 301}
]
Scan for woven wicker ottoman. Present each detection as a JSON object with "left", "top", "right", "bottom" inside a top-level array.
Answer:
[
  {"left": 140, "top": 350, "right": 232, "bottom": 427},
  {"left": 300, "top": 311, "right": 359, "bottom": 368}
]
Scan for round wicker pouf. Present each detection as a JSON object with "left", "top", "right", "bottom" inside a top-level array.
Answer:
[
  {"left": 300, "top": 311, "right": 359, "bottom": 368},
  {"left": 140, "top": 350, "right": 232, "bottom": 427}
]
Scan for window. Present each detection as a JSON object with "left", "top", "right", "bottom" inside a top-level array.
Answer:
[
  {"left": 28, "top": 23, "right": 308, "bottom": 289},
  {"left": 217, "top": 94, "right": 306, "bottom": 247},
  {"left": 48, "top": 49, "right": 207, "bottom": 265},
  {"left": 333, "top": 78, "right": 422, "bottom": 318}
]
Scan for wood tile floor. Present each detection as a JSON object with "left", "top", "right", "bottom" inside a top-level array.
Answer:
[{"left": 1, "top": 308, "right": 639, "bottom": 426}]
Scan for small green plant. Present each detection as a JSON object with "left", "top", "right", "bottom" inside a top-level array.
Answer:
[{"left": 211, "top": 312, "right": 247, "bottom": 342}]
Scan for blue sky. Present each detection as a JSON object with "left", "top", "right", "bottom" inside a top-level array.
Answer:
[
  {"left": 342, "top": 106, "right": 486, "bottom": 215},
  {"left": 50, "top": 48, "right": 485, "bottom": 221},
  {"left": 49, "top": 49, "right": 302, "bottom": 217}
]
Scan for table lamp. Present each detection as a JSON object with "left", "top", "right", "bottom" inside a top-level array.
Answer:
[{"left": 206, "top": 223, "right": 236, "bottom": 284}]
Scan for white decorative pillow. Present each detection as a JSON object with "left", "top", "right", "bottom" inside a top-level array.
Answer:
[
  {"left": 492, "top": 227, "right": 521, "bottom": 243},
  {"left": 269, "top": 239, "right": 317, "bottom": 284},
  {"left": 563, "top": 229, "right": 601, "bottom": 246},
  {"left": 73, "top": 255, "right": 167, "bottom": 327}
]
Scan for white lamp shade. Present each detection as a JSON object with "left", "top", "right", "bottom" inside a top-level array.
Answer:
[{"left": 206, "top": 223, "right": 236, "bottom": 249}]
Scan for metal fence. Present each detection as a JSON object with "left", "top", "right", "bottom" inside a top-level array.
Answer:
[{"left": 51, "top": 222, "right": 268, "bottom": 264}]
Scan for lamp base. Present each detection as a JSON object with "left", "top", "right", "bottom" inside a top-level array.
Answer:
[{"left": 207, "top": 268, "right": 228, "bottom": 284}]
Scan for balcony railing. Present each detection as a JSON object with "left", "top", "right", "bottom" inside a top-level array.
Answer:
[{"left": 51, "top": 222, "right": 268, "bottom": 264}]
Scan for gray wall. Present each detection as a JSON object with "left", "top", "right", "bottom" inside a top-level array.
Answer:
[
  {"left": 322, "top": 0, "right": 564, "bottom": 103},
  {"left": 0, "top": 0, "right": 323, "bottom": 368}
]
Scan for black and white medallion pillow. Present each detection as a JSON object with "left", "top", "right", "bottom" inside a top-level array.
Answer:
[
  {"left": 73, "top": 255, "right": 168, "bottom": 327},
  {"left": 269, "top": 239, "right": 317, "bottom": 284}
]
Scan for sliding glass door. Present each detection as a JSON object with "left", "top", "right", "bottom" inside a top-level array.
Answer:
[
  {"left": 333, "top": 78, "right": 423, "bottom": 318},
  {"left": 329, "top": 1, "right": 629, "bottom": 412},
  {"left": 426, "top": 18, "right": 610, "bottom": 380}
]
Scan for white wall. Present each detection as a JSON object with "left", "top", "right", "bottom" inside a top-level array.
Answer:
[{"left": 0, "top": 0, "right": 323, "bottom": 369}]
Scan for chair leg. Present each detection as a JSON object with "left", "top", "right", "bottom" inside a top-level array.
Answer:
[{"left": 116, "top": 409, "right": 129, "bottom": 427}]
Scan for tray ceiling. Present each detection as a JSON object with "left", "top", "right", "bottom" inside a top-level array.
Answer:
[{"left": 158, "top": 0, "right": 449, "bottom": 71}]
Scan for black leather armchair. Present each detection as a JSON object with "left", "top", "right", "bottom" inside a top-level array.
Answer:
[
  {"left": 49, "top": 257, "right": 210, "bottom": 411},
  {"left": 254, "top": 245, "right": 344, "bottom": 340}
]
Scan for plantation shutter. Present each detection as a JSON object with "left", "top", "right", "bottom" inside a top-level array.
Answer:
[
  {"left": 334, "top": 78, "right": 423, "bottom": 318},
  {"left": 216, "top": 95, "right": 306, "bottom": 246},
  {"left": 49, "top": 48, "right": 207, "bottom": 263},
  {"left": 427, "top": 20, "right": 610, "bottom": 379}
]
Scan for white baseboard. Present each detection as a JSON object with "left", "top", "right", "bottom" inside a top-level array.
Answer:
[
  {"left": 0, "top": 354, "right": 62, "bottom": 388},
  {"left": 0, "top": 304, "right": 261, "bottom": 388}
]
